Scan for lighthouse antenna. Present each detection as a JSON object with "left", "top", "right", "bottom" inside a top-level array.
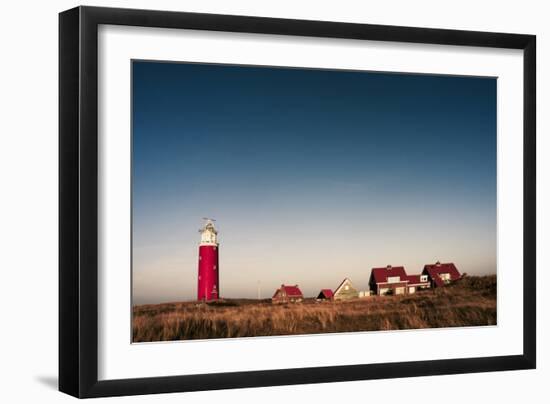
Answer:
[{"left": 202, "top": 217, "right": 216, "bottom": 222}]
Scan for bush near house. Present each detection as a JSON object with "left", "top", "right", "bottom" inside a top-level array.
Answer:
[{"left": 132, "top": 275, "right": 496, "bottom": 342}]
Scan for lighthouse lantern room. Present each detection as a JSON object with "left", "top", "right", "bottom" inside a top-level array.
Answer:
[{"left": 197, "top": 218, "right": 219, "bottom": 301}]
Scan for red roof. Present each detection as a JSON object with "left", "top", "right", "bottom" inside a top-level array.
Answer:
[
  {"left": 318, "top": 289, "right": 334, "bottom": 299},
  {"left": 422, "top": 262, "right": 461, "bottom": 287},
  {"left": 405, "top": 275, "right": 429, "bottom": 285},
  {"left": 371, "top": 266, "right": 408, "bottom": 284},
  {"left": 273, "top": 284, "right": 303, "bottom": 298}
]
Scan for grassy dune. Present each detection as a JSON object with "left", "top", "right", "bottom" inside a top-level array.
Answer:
[{"left": 132, "top": 275, "right": 496, "bottom": 342}]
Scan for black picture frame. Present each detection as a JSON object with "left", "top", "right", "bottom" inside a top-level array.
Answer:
[{"left": 59, "top": 5, "right": 536, "bottom": 398}]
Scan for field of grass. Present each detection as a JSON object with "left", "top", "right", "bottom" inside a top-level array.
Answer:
[{"left": 132, "top": 275, "right": 496, "bottom": 342}]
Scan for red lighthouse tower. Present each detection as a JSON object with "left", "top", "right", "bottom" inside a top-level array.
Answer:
[{"left": 197, "top": 218, "right": 219, "bottom": 301}]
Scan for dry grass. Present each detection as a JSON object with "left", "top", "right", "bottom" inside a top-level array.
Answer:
[{"left": 132, "top": 275, "right": 496, "bottom": 342}]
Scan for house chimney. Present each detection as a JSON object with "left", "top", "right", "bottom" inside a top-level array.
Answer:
[{"left": 386, "top": 265, "right": 392, "bottom": 270}]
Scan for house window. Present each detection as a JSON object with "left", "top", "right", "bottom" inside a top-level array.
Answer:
[
  {"left": 387, "top": 276, "right": 400, "bottom": 283},
  {"left": 439, "top": 273, "right": 451, "bottom": 281},
  {"left": 420, "top": 275, "right": 428, "bottom": 282},
  {"left": 345, "top": 285, "right": 349, "bottom": 290}
]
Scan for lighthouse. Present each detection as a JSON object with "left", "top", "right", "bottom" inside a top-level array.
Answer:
[{"left": 197, "top": 218, "right": 219, "bottom": 301}]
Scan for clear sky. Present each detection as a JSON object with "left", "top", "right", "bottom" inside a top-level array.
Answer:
[{"left": 132, "top": 60, "right": 496, "bottom": 305}]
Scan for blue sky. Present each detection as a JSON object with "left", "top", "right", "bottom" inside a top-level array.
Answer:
[{"left": 132, "top": 61, "right": 496, "bottom": 305}]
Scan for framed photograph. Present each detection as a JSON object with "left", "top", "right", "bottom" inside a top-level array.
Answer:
[{"left": 59, "top": 6, "right": 536, "bottom": 398}]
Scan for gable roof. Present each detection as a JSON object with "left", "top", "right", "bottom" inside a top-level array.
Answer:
[
  {"left": 317, "top": 289, "right": 334, "bottom": 299},
  {"left": 371, "top": 266, "right": 408, "bottom": 284},
  {"left": 334, "top": 278, "right": 357, "bottom": 295},
  {"left": 423, "top": 262, "right": 461, "bottom": 286},
  {"left": 273, "top": 284, "right": 303, "bottom": 298}
]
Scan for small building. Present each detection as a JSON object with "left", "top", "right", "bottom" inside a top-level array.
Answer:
[
  {"left": 370, "top": 265, "right": 409, "bottom": 295},
  {"left": 316, "top": 289, "right": 334, "bottom": 301},
  {"left": 358, "top": 290, "right": 372, "bottom": 298},
  {"left": 272, "top": 284, "right": 304, "bottom": 303},
  {"left": 333, "top": 278, "right": 359, "bottom": 300},
  {"left": 422, "top": 261, "right": 461, "bottom": 287}
]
